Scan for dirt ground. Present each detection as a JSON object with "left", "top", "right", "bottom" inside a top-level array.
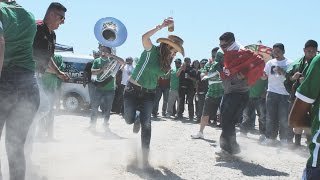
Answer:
[{"left": 0, "top": 110, "right": 308, "bottom": 180}]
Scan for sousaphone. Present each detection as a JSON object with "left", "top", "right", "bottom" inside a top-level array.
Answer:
[{"left": 92, "top": 17, "right": 127, "bottom": 88}]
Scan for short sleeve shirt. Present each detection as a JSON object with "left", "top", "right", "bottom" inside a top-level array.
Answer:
[
  {"left": 131, "top": 45, "right": 165, "bottom": 89},
  {"left": 92, "top": 57, "right": 115, "bottom": 91},
  {"left": 295, "top": 54, "right": 320, "bottom": 168},
  {"left": 33, "top": 21, "right": 56, "bottom": 73},
  {"left": 0, "top": 2, "right": 36, "bottom": 71}
]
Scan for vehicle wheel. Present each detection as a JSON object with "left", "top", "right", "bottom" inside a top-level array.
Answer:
[{"left": 63, "top": 92, "right": 83, "bottom": 112}]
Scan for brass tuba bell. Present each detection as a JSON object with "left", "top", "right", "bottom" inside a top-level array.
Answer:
[
  {"left": 92, "top": 17, "right": 127, "bottom": 88},
  {"left": 94, "top": 17, "right": 127, "bottom": 48}
]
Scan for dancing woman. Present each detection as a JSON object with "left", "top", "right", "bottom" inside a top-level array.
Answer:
[{"left": 123, "top": 17, "right": 184, "bottom": 166}]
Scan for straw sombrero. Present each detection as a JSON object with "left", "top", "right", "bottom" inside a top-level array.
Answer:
[{"left": 157, "top": 35, "right": 185, "bottom": 56}]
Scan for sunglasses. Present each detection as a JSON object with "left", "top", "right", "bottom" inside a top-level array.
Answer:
[
  {"left": 219, "top": 41, "right": 233, "bottom": 49},
  {"left": 54, "top": 12, "right": 65, "bottom": 21}
]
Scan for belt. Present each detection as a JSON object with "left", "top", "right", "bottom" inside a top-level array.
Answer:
[{"left": 128, "top": 82, "right": 155, "bottom": 93}]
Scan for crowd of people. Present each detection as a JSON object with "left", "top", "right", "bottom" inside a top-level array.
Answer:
[{"left": 0, "top": 1, "right": 320, "bottom": 180}]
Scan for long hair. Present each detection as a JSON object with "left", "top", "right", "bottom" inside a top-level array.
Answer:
[{"left": 158, "top": 43, "right": 174, "bottom": 72}]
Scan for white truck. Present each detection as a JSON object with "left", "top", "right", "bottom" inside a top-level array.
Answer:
[{"left": 57, "top": 52, "right": 93, "bottom": 112}]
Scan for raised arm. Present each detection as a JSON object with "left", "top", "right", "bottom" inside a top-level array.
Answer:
[{"left": 142, "top": 18, "right": 173, "bottom": 50}]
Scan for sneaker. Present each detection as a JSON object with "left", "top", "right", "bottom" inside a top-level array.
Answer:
[
  {"left": 165, "top": 114, "right": 171, "bottom": 118},
  {"left": 261, "top": 138, "right": 277, "bottom": 146},
  {"left": 238, "top": 131, "right": 248, "bottom": 138},
  {"left": 220, "top": 143, "right": 241, "bottom": 155},
  {"left": 162, "top": 112, "right": 166, "bottom": 117},
  {"left": 133, "top": 111, "right": 141, "bottom": 133},
  {"left": 259, "top": 134, "right": 267, "bottom": 142},
  {"left": 152, "top": 112, "right": 158, "bottom": 117},
  {"left": 280, "top": 139, "right": 288, "bottom": 147},
  {"left": 88, "top": 123, "right": 96, "bottom": 130},
  {"left": 191, "top": 132, "right": 204, "bottom": 139},
  {"left": 103, "top": 122, "right": 110, "bottom": 130}
]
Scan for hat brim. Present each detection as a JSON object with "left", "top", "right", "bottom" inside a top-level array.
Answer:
[{"left": 156, "top": 38, "right": 185, "bottom": 57}]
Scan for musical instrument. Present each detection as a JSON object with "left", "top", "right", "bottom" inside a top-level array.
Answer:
[
  {"left": 92, "top": 17, "right": 127, "bottom": 87},
  {"left": 221, "top": 44, "right": 272, "bottom": 85}
]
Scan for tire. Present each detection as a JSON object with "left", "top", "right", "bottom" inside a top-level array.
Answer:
[{"left": 63, "top": 92, "right": 83, "bottom": 112}]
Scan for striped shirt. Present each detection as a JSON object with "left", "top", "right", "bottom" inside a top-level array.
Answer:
[{"left": 131, "top": 45, "right": 165, "bottom": 89}]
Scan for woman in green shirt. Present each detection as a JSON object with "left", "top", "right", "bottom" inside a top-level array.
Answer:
[{"left": 123, "top": 17, "right": 184, "bottom": 167}]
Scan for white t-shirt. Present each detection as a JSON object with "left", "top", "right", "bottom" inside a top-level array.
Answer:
[
  {"left": 264, "top": 58, "right": 292, "bottom": 95},
  {"left": 121, "top": 64, "right": 134, "bottom": 85}
]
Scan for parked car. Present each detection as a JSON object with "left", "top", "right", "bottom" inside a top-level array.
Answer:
[{"left": 57, "top": 52, "right": 93, "bottom": 112}]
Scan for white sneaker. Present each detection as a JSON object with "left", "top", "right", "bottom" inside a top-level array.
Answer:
[
  {"left": 88, "top": 123, "right": 96, "bottom": 130},
  {"left": 237, "top": 132, "right": 248, "bottom": 138},
  {"left": 259, "top": 134, "right": 267, "bottom": 142},
  {"left": 103, "top": 122, "right": 110, "bottom": 130},
  {"left": 191, "top": 132, "right": 204, "bottom": 139},
  {"left": 261, "top": 138, "right": 276, "bottom": 146},
  {"left": 280, "top": 139, "right": 288, "bottom": 147}
]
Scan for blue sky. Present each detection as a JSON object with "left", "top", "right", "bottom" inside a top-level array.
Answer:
[{"left": 20, "top": 0, "right": 319, "bottom": 61}]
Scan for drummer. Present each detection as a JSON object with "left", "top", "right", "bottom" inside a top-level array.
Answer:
[{"left": 89, "top": 44, "right": 124, "bottom": 130}]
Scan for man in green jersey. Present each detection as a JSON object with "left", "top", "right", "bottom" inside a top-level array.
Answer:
[
  {"left": 285, "top": 40, "right": 318, "bottom": 147},
  {"left": 289, "top": 54, "right": 320, "bottom": 180},
  {"left": 0, "top": 1, "right": 39, "bottom": 179},
  {"left": 191, "top": 47, "right": 224, "bottom": 139},
  {"left": 39, "top": 54, "right": 64, "bottom": 139},
  {"left": 90, "top": 45, "right": 124, "bottom": 130}
]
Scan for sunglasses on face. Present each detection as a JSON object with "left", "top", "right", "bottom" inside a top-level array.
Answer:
[
  {"left": 220, "top": 40, "right": 234, "bottom": 49},
  {"left": 54, "top": 12, "right": 65, "bottom": 21}
]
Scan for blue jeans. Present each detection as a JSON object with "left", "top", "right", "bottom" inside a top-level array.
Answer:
[
  {"left": 123, "top": 83, "right": 155, "bottom": 151},
  {"left": 88, "top": 82, "right": 96, "bottom": 107},
  {"left": 240, "top": 97, "right": 266, "bottom": 135},
  {"left": 152, "top": 86, "right": 169, "bottom": 115},
  {"left": 90, "top": 89, "right": 115, "bottom": 124},
  {"left": 266, "top": 91, "right": 290, "bottom": 140},
  {"left": 220, "top": 92, "right": 249, "bottom": 153},
  {"left": 0, "top": 67, "right": 40, "bottom": 180}
]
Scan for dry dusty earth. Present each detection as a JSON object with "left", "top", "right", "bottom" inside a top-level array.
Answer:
[{"left": 0, "top": 110, "right": 309, "bottom": 180}]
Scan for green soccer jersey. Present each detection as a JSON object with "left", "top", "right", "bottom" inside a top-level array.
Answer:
[
  {"left": 295, "top": 54, "right": 320, "bottom": 168},
  {"left": 249, "top": 79, "right": 267, "bottom": 98},
  {"left": 131, "top": 45, "right": 165, "bottom": 90},
  {"left": 170, "top": 69, "right": 179, "bottom": 91},
  {"left": 0, "top": 2, "right": 36, "bottom": 71},
  {"left": 92, "top": 57, "right": 115, "bottom": 91},
  {"left": 203, "top": 62, "right": 224, "bottom": 98},
  {"left": 41, "top": 55, "right": 64, "bottom": 91}
]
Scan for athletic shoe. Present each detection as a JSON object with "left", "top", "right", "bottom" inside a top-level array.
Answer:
[{"left": 191, "top": 132, "right": 204, "bottom": 139}]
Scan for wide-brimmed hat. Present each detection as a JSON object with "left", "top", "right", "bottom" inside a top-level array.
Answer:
[{"left": 157, "top": 35, "right": 184, "bottom": 56}]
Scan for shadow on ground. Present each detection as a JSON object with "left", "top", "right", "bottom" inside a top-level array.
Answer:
[
  {"left": 88, "top": 128, "right": 127, "bottom": 140},
  {"left": 215, "top": 153, "right": 289, "bottom": 177},
  {"left": 127, "top": 163, "right": 185, "bottom": 180}
]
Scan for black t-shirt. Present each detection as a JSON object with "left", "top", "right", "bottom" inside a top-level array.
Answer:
[
  {"left": 33, "top": 21, "right": 56, "bottom": 73},
  {"left": 179, "top": 66, "right": 196, "bottom": 87},
  {"left": 84, "top": 61, "right": 93, "bottom": 82},
  {"left": 196, "top": 71, "right": 208, "bottom": 93}
]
